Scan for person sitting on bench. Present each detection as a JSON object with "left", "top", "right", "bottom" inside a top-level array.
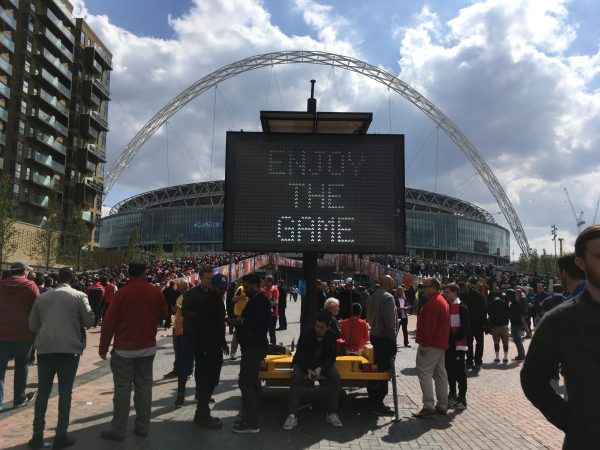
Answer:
[
  {"left": 340, "top": 303, "right": 370, "bottom": 355},
  {"left": 283, "top": 313, "right": 342, "bottom": 430}
]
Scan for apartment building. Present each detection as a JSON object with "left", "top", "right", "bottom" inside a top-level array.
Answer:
[{"left": 0, "top": 0, "right": 110, "bottom": 258}]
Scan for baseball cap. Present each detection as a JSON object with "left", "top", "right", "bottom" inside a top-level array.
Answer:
[
  {"left": 345, "top": 277, "right": 354, "bottom": 284},
  {"left": 212, "top": 273, "right": 228, "bottom": 289},
  {"left": 10, "top": 261, "right": 30, "bottom": 272}
]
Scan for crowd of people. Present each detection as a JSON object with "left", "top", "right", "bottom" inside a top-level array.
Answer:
[{"left": 0, "top": 226, "right": 599, "bottom": 448}]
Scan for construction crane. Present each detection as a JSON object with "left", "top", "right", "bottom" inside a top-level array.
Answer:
[
  {"left": 593, "top": 194, "right": 600, "bottom": 225},
  {"left": 564, "top": 187, "right": 585, "bottom": 233}
]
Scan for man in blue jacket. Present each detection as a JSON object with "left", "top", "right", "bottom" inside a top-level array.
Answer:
[{"left": 283, "top": 312, "right": 342, "bottom": 430}]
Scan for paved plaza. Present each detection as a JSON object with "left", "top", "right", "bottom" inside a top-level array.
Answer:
[{"left": 0, "top": 298, "right": 564, "bottom": 450}]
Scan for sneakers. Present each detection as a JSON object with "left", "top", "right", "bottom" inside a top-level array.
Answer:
[
  {"left": 14, "top": 392, "right": 36, "bottom": 408},
  {"left": 52, "top": 435, "right": 76, "bottom": 449},
  {"left": 193, "top": 414, "right": 223, "bottom": 429},
  {"left": 326, "top": 412, "right": 343, "bottom": 427},
  {"left": 174, "top": 394, "right": 184, "bottom": 408},
  {"left": 454, "top": 400, "right": 467, "bottom": 410},
  {"left": 163, "top": 370, "right": 178, "bottom": 379},
  {"left": 282, "top": 414, "right": 298, "bottom": 430},
  {"left": 371, "top": 404, "right": 395, "bottom": 416},
  {"left": 232, "top": 421, "right": 260, "bottom": 434},
  {"left": 448, "top": 396, "right": 458, "bottom": 408},
  {"left": 502, "top": 358, "right": 508, "bottom": 363},
  {"left": 412, "top": 408, "right": 436, "bottom": 418},
  {"left": 493, "top": 358, "right": 500, "bottom": 363}
]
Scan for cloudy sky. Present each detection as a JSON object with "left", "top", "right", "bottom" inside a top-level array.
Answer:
[{"left": 75, "top": 0, "right": 600, "bottom": 258}]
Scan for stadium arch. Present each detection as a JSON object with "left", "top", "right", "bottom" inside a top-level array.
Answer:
[{"left": 104, "top": 50, "right": 531, "bottom": 255}]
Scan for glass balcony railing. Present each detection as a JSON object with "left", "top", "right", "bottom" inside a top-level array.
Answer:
[
  {"left": 0, "top": 106, "right": 8, "bottom": 122},
  {"left": 92, "top": 77, "right": 110, "bottom": 98},
  {"left": 35, "top": 88, "right": 69, "bottom": 117},
  {"left": 82, "top": 143, "right": 106, "bottom": 162},
  {"left": 90, "top": 110, "right": 109, "bottom": 130},
  {"left": 92, "top": 44, "right": 112, "bottom": 68},
  {"left": 23, "top": 192, "right": 50, "bottom": 208},
  {"left": 0, "top": 57, "right": 12, "bottom": 76},
  {"left": 0, "top": 130, "right": 6, "bottom": 146},
  {"left": 31, "top": 108, "right": 69, "bottom": 136},
  {"left": 83, "top": 176, "right": 104, "bottom": 192},
  {"left": 28, "top": 129, "right": 67, "bottom": 155},
  {"left": 43, "top": 7, "right": 74, "bottom": 44},
  {"left": 0, "top": 156, "right": 3, "bottom": 170},
  {"left": 0, "top": 34, "right": 14, "bottom": 53},
  {"left": 7, "top": 0, "right": 19, "bottom": 9},
  {"left": 38, "top": 26, "right": 73, "bottom": 62},
  {"left": 37, "top": 68, "right": 71, "bottom": 99},
  {"left": 0, "top": 81, "right": 9, "bottom": 98},
  {"left": 0, "top": 7, "right": 17, "bottom": 30},
  {"left": 92, "top": 59, "right": 102, "bottom": 74},
  {"left": 85, "top": 160, "right": 96, "bottom": 174},
  {"left": 39, "top": 48, "right": 71, "bottom": 80},
  {"left": 50, "top": 0, "right": 75, "bottom": 26},
  {"left": 90, "top": 92, "right": 100, "bottom": 106},
  {"left": 23, "top": 149, "right": 66, "bottom": 174},
  {"left": 29, "top": 172, "right": 62, "bottom": 192}
]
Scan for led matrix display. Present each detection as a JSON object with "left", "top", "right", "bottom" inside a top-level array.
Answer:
[{"left": 224, "top": 132, "right": 405, "bottom": 253}]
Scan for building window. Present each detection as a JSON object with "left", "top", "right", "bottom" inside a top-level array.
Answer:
[
  {"left": 20, "top": 99, "right": 27, "bottom": 114},
  {"left": 14, "top": 162, "right": 21, "bottom": 178},
  {"left": 22, "top": 80, "right": 29, "bottom": 94},
  {"left": 24, "top": 60, "right": 30, "bottom": 73},
  {"left": 26, "top": 37, "right": 33, "bottom": 53},
  {"left": 13, "top": 182, "right": 19, "bottom": 196}
]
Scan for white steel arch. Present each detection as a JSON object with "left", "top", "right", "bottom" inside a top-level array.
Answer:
[{"left": 105, "top": 50, "right": 531, "bottom": 254}]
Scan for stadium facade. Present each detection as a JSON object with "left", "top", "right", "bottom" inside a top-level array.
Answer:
[{"left": 99, "top": 181, "right": 510, "bottom": 265}]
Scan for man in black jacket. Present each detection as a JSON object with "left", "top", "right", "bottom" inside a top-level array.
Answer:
[
  {"left": 488, "top": 294, "right": 510, "bottom": 363},
  {"left": 181, "top": 273, "right": 229, "bottom": 429},
  {"left": 282, "top": 313, "right": 342, "bottom": 430},
  {"left": 277, "top": 280, "right": 288, "bottom": 331},
  {"left": 230, "top": 273, "right": 271, "bottom": 434},
  {"left": 162, "top": 281, "right": 179, "bottom": 329},
  {"left": 337, "top": 278, "right": 362, "bottom": 320},
  {"left": 459, "top": 282, "right": 486, "bottom": 370},
  {"left": 521, "top": 225, "right": 600, "bottom": 449}
]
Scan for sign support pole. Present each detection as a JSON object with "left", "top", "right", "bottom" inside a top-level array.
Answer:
[{"left": 300, "top": 251, "right": 318, "bottom": 330}]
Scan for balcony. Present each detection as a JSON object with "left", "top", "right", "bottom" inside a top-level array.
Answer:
[
  {"left": 0, "top": 81, "right": 9, "bottom": 99},
  {"left": 81, "top": 143, "right": 106, "bottom": 163},
  {"left": 89, "top": 110, "right": 108, "bottom": 131},
  {"left": 37, "top": 26, "right": 73, "bottom": 62},
  {"left": 0, "top": 34, "right": 14, "bottom": 53},
  {"left": 21, "top": 192, "right": 49, "bottom": 209},
  {"left": 0, "top": 155, "right": 3, "bottom": 169},
  {"left": 0, "top": 105, "right": 7, "bottom": 122},
  {"left": 40, "top": 6, "right": 74, "bottom": 45},
  {"left": 34, "top": 88, "right": 69, "bottom": 118},
  {"left": 26, "top": 172, "right": 63, "bottom": 192},
  {"left": 0, "top": 7, "right": 17, "bottom": 30},
  {"left": 37, "top": 48, "right": 71, "bottom": 82},
  {"left": 91, "top": 77, "right": 110, "bottom": 99},
  {"left": 0, "top": 56, "right": 11, "bottom": 76},
  {"left": 0, "top": 130, "right": 5, "bottom": 145},
  {"left": 27, "top": 129, "right": 67, "bottom": 155},
  {"left": 6, "top": 0, "right": 19, "bottom": 8},
  {"left": 35, "top": 68, "right": 71, "bottom": 99},
  {"left": 30, "top": 107, "right": 69, "bottom": 137},
  {"left": 23, "top": 149, "right": 65, "bottom": 174},
  {"left": 50, "top": 0, "right": 75, "bottom": 26},
  {"left": 89, "top": 44, "right": 112, "bottom": 69},
  {"left": 85, "top": 160, "right": 96, "bottom": 174},
  {"left": 90, "top": 92, "right": 100, "bottom": 106}
]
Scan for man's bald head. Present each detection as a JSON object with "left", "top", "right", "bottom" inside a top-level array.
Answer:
[{"left": 379, "top": 275, "right": 394, "bottom": 292}]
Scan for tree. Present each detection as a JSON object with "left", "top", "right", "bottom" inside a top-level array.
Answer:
[
  {"left": 64, "top": 207, "right": 93, "bottom": 271},
  {"left": 28, "top": 193, "right": 62, "bottom": 272},
  {"left": 124, "top": 226, "right": 141, "bottom": 263},
  {"left": 0, "top": 177, "right": 18, "bottom": 271},
  {"left": 154, "top": 231, "right": 164, "bottom": 260}
]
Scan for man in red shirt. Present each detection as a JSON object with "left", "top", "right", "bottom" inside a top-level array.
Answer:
[
  {"left": 86, "top": 277, "right": 104, "bottom": 327},
  {"left": 99, "top": 262, "right": 167, "bottom": 440},
  {"left": 413, "top": 277, "right": 450, "bottom": 418},
  {"left": 101, "top": 277, "right": 118, "bottom": 319},
  {"left": 264, "top": 275, "right": 279, "bottom": 346},
  {"left": 0, "top": 261, "right": 39, "bottom": 411}
]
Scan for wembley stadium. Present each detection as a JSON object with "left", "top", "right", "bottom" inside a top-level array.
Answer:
[{"left": 98, "top": 181, "right": 510, "bottom": 265}]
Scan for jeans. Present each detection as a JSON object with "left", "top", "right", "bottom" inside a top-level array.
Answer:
[
  {"left": 195, "top": 347, "right": 223, "bottom": 417},
  {"left": 89, "top": 300, "right": 101, "bottom": 327},
  {"left": 238, "top": 343, "right": 268, "bottom": 427},
  {"left": 278, "top": 308, "right": 287, "bottom": 330},
  {"left": 268, "top": 317, "right": 277, "bottom": 346},
  {"left": 367, "top": 335, "right": 396, "bottom": 407},
  {"left": 399, "top": 317, "right": 409, "bottom": 346},
  {"left": 177, "top": 333, "right": 199, "bottom": 395},
  {"left": 445, "top": 349, "right": 467, "bottom": 400},
  {"left": 109, "top": 352, "right": 154, "bottom": 436},
  {"left": 466, "top": 331, "right": 484, "bottom": 366},
  {"left": 0, "top": 340, "right": 33, "bottom": 408},
  {"left": 172, "top": 334, "right": 183, "bottom": 373},
  {"left": 33, "top": 354, "right": 80, "bottom": 437},
  {"left": 511, "top": 324, "right": 526, "bottom": 357},
  {"left": 288, "top": 365, "right": 340, "bottom": 414}
]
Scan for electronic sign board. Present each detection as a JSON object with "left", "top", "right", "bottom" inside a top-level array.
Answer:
[{"left": 224, "top": 132, "right": 405, "bottom": 253}]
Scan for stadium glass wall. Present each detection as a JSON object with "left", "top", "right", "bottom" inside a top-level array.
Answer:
[{"left": 99, "top": 207, "right": 510, "bottom": 264}]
